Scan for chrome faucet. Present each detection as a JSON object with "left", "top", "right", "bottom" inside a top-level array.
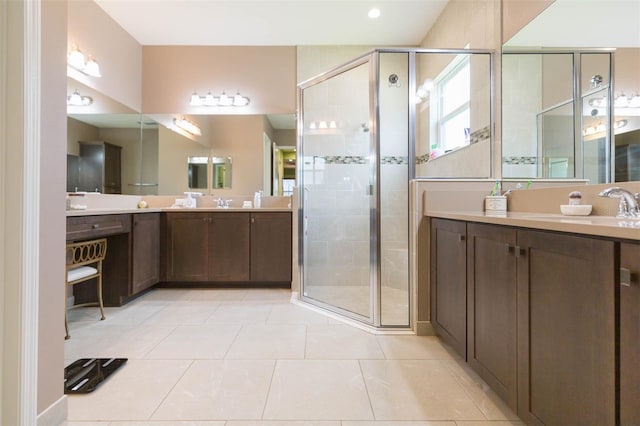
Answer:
[{"left": 598, "top": 187, "right": 640, "bottom": 218}]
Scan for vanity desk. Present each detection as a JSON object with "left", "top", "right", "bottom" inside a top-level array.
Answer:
[
  {"left": 66, "top": 209, "right": 162, "bottom": 306},
  {"left": 427, "top": 210, "right": 640, "bottom": 426}
]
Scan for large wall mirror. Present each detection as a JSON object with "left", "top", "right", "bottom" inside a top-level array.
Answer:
[
  {"left": 502, "top": 0, "right": 640, "bottom": 183},
  {"left": 67, "top": 111, "right": 295, "bottom": 196}
]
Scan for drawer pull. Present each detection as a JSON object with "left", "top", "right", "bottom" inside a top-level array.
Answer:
[
  {"left": 92, "top": 224, "right": 99, "bottom": 229},
  {"left": 620, "top": 267, "right": 636, "bottom": 287},
  {"left": 458, "top": 235, "right": 466, "bottom": 242}
]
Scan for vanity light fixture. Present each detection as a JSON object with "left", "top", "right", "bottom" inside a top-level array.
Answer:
[
  {"left": 415, "top": 78, "right": 434, "bottom": 104},
  {"left": 189, "top": 90, "right": 250, "bottom": 107},
  {"left": 173, "top": 117, "right": 202, "bottom": 136},
  {"left": 589, "top": 93, "right": 640, "bottom": 109},
  {"left": 67, "top": 44, "right": 102, "bottom": 78},
  {"left": 66, "top": 89, "right": 93, "bottom": 106}
]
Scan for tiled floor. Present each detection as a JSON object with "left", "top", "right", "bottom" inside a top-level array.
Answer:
[{"left": 63, "top": 288, "right": 522, "bottom": 426}]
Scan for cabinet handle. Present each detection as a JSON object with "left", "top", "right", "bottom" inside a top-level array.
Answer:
[
  {"left": 505, "top": 244, "right": 513, "bottom": 254},
  {"left": 620, "top": 267, "right": 636, "bottom": 287},
  {"left": 458, "top": 235, "right": 466, "bottom": 242},
  {"left": 251, "top": 217, "right": 255, "bottom": 223},
  {"left": 515, "top": 246, "right": 526, "bottom": 257},
  {"left": 92, "top": 224, "right": 99, "bottom": 229}
]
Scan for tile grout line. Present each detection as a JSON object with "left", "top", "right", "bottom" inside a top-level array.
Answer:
[
  {"left": 259, "top": 358, "right": 279, "bottom": 420},
  {"left": 440, "top": 359, "right": 492, "bottom": 421},
  {"left": 357, "top": 359, "right": 378, "bottom": 421},
  {"left": 146, "top": 358, "right": 195, "bottom": 422}
]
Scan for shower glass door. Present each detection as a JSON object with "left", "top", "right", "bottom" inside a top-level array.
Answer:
[{"left": 299, "top": 58, "right": 375, "bottom": 323}]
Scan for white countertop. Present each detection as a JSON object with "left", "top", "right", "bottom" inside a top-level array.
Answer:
[{"left": 426, "top": 210, "right": 640, "bottom": 241}]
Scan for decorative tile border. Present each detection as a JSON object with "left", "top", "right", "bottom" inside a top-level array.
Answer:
[
  {"left": 381, "top": 156, "right": 408, "bottom": 165},
  {"left": 323, "top": 156, "right": 368, "bottom": 164},
  {"left": 503, "top": 156, "right": 537, "bottom": 165},
  {"left": 416, "top": 153, "right": 430, "bottom": 165},
  {"left": 470, "top": 126, "right": 491, "bottom": 144},
  {"left": 320, "top": 156, "right": 408, "bottom": 165}
]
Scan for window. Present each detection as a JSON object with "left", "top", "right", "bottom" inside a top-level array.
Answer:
[{"left": 433, "top": 56, "right": 471, "bottom": 152}]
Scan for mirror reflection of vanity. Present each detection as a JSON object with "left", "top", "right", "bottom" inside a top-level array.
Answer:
[
  {"left": 502, "top": 0, "right": 640, "bottom": 183},
  {"left": 67, "top": 112, "right": 295, "bottom": 196}
]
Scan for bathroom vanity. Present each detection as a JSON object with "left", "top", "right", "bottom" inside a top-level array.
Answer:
[
  {"left": 429, "top": 212, "right": 639, "bottom": 425},
  {"left": 66, "top": 207, "right": 292, "bottom": 305}
]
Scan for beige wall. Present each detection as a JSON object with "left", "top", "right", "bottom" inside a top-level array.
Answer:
[
  {"left": 157, "top": 126, "right": 210, "bottom": 196},
  {"left": 296, "top": 46, "right": 373, "bottom": 84},
  {"left": 67, "top": 117, "right": 98, "bottom": 155},
  {"left": 274, "top": 129, "right": 296, "bottom": 147},
  {"left": 502, "top": 0, "right": 555, "bottom": 44},
  {"left": 67, "top": 0, "right": 142, "bottom": 112},
  {"left": 142, "top": 46, "right": 296, "bottom": 115}
]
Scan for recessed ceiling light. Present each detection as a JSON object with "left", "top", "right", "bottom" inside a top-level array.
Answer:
[{"left": 368, "top": 8, "right": 381, "bottom": 19}]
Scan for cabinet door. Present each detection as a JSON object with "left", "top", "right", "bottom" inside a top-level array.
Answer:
[
  {"left": 209, "top": 213, "right": 250, "bottom": 281},
  {"left": 250, "top": 212, "right": 292, "bottom": 282},
  {"left": 430, "top": 218, "right": 467, "bottom": 358},
  {"left": 467, "top": 223, "right": 517, "bottom": 410},
  {"left": 132, "top": 213, "right": 160, "bottom": 294},
  {"left": 165, "top": 213, "right": 210, "bottom": 281},
  {"left": 516, "top": 230, "right": 615, "bottom": 426},
  {"left": 620, "top": 242, "right": 640, "bottom": 425}
]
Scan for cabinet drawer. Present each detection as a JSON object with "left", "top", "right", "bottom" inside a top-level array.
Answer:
[{"left": 66, "top": 214, "right": 131, "bottom": 241}]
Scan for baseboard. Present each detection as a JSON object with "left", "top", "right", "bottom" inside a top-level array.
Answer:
[
  {"left": 416, "top": 320, "right": 436, "bottom": 336},
  {"left": 37, "top": 395, "right": 67, "bottom": 426}
]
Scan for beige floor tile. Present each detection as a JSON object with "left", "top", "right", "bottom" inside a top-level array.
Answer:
[
  {"left": 98, "top": 303, "right": 167, "bottom": 326},
  {"left": 455, "top": 422, "right": 524, "bottom": 426},
  {"left": 151, "top": 360, "right": 275, "bottom": 420},
  {"left": 61, "top": 422, "right": 109, "bottom": 426},
  {"left": 225, "top": 324, "right": 306, "bottom": 359},
  {"left": 144, "top": 325, "right": 241, "bottom": 359},
  {"left": 262, "top": 360, "right": 374, "bottom": 420},
  {"left": 343, "top": 422, "right": 455, "bottom": 426},
  {"left": 267, "top": 304, "right": 330, "bottom": 324},
  {"left": 136, "top": 288, "right": 194, "bottom": 302},
  {"left": 305, "top": 325, "right": 385, "bottom": 359},
  {"left": 376, "top": 335, "right": 456, "bottom": 360},
  {"left": 206, "top": 303, "right": 273, "bottom": 324},
  {"left": 226, "top": 422, "right": 340, "bottom": 426},
  {"left": 442, "top": 359, "right": 520, "bottom": 421},
  {"left": 186, "top": 288, "right": 249, "bottom": 301},
  {"left": 140, "top": 302, "right": 219, "bottom": 325},
  {"left": 64, "top": 324, "right": 175, "bottom": 360},
  {"left": 66, "top": 360, "right": 191, "bottom": 421},
  {"left": 242, "top": 288, "right": 293, "bottom": 302},
  {"left": 360, "top": 359, "right": 486, "bottom": 420},
  {"left": 109, "top": 422, "right": 226, "bottom": 425}
]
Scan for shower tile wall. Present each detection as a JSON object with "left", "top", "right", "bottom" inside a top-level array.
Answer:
[
  {"left": 302, "top": 62, "right": 372, "bottom": 318},
  {"left": 379, "top": 53, "right": 409, "bottom": 326},
  {"left": 502, "top": 54, "right": 542, "bottom": 177}
]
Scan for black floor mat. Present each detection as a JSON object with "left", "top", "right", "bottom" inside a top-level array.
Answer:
[{"left": 64, "top": 358, "right": 127, "bottom": 394}]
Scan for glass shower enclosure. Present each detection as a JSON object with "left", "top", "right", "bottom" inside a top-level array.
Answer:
[{"left": 298, "top": 49, "right": 493, "bottom": 329}]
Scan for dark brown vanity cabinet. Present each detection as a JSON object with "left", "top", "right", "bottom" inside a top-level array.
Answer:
[
  {"left": 165, "top": 212, "right": 211, "bottom": 281},
  {"left": 164, "top": 211, "right": 292, "bottom": 284},
  {"left": 209, "top": 213, "right": 250, "bottom": 281},
  {"left": 467, "top": 223, "right": 517, "bottom": 411},
  {"left": 251, "top": 212, "right": 292, "bottom": 282},
  {"left": 516, "top": 231, "right": 615, "bottom": 426},
  {"left": 430, "top": 218, "right": 467, "bottom": 358},
  {"left": 132, "top": 213, "right": 160, "bottom": 294},
  {"left": 430, "top": 219, "right": 618, "bottom": 424},
  {"left": 619, "top": 242, "right": 640, "bottom": 425}
]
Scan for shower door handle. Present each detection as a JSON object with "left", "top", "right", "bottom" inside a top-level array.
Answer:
[{"left": 366, "top": 184, "right": 374, "bottom": 196}]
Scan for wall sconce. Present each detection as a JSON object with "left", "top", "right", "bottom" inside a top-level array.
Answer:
[
  {"left": 589, "top": 93, "right": 640, "bottom": 109},
  {"left": 173, "top": 117, "right": 201, "bottom": 136},
  {"left": 189, "top": 90, "right": 250, "bottom": 107},
  {"left": 307, "top": 120, "right": 338, "bottom": 130},
  {"left": 414, "top": 78, "right": 434, "bottom": 104},
  {"left": 66, "top": 89, "right": 93, "bottom": 106},
  {"left": 67, "top": 44, "right": 102, "bottom": 78}
]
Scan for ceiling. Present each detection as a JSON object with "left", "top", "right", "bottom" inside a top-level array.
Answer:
[
  {"left": 94, "top": 0, "right": 448, "bottom": 46},
  {"left": 505, "top": 0, "right": 640, "bottom": 48}
]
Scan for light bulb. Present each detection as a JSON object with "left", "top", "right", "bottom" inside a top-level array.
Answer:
[
  {"left": 204, "top": 92, "right": 217, "bottom": 106},
  {"left": 219, "top": 92, "right": 231, "bottom": 106},
  {"left": 190, "top": 92, "right": 203, "bottom": 106},
  {"left": 83, "top": 56, "right": 101, "bottom": 77},
  {"left": 67, "top": 45, "right": 85, "bottom": 70}
]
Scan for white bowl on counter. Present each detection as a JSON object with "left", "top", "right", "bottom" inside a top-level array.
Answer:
[{"left": 560, "top": 204, "right": 592, "bottom": 216}]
